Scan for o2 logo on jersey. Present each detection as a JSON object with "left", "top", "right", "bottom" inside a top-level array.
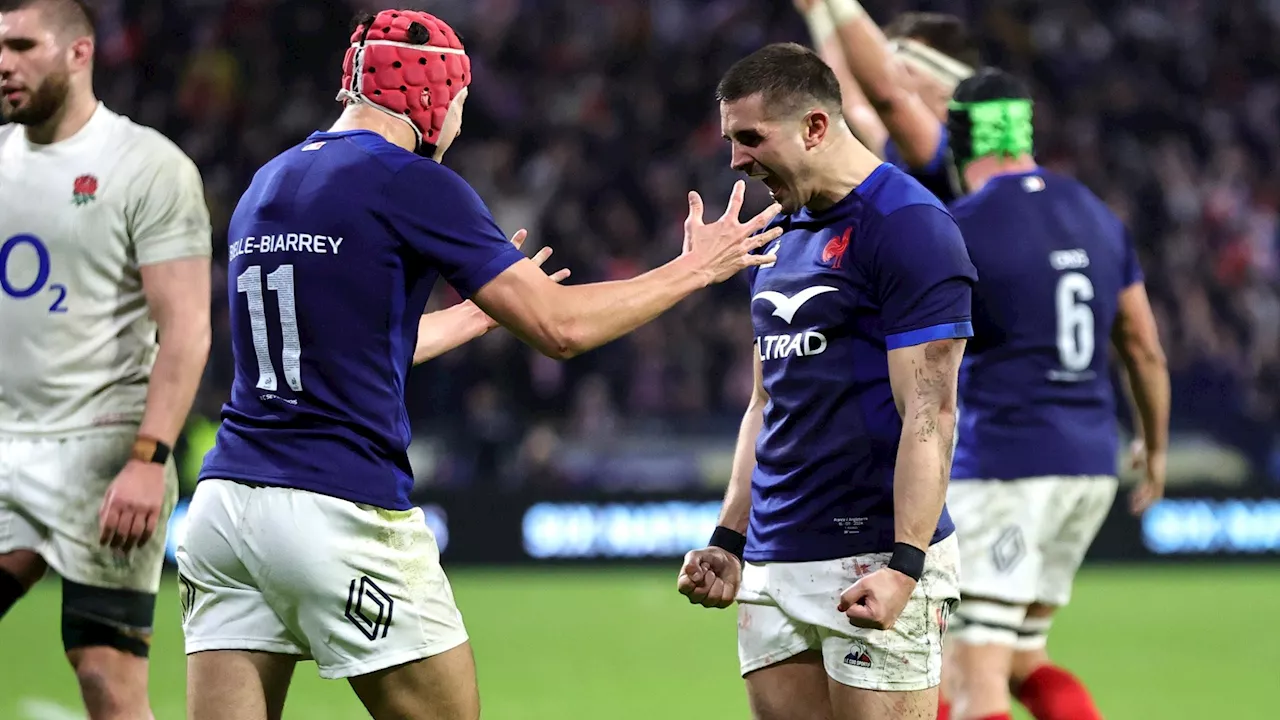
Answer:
[{"left": 0, "top": 234, "right": 69, "bottom": 313}]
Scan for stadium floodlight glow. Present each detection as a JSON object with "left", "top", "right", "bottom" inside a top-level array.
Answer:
[
  {"left": 522, "top": 502, "right": 721, "bottom": 559},
  {"left": 164, "top": 498, "right": 191, "bottom": 565},
  {"left": 1142, "top": 499, "right": 1280, "bottom": 555},
  {"left": 419, "top": 504, "right": 449, "bottom": 554}
]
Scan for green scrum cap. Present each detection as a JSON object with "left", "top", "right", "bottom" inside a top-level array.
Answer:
[{"left": 946, "top": 67, "right": 1034, "bottom": 172}]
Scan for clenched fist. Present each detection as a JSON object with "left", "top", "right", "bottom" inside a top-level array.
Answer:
[
  {"left": 837, "top": 567, "right": 917, "bottom": 630},
  {"left": 676, "top": 546, "right": 742, "bottom": 609}
]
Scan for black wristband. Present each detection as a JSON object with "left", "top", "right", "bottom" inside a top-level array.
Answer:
[
  {"left": 151, "top": 440, "right": 171, "bottom": 465},
  {"left": 887, "top": 542, "right": 926, "bottom": 582},
  {"left": 131, "top": 436, "right": 171, "bottom": 465},
  {"left": 708, "top": 526, "right": 746, "bottom": 561}
]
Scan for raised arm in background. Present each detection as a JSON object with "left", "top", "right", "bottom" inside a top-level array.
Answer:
[
  {"left": 794, "top": 0, "right": 888, "bottom": 152},
  {"left": 823, "top": 0, "right": 946, "bottom": 168}
]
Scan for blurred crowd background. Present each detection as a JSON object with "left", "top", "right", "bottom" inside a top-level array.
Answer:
[{"left": 81, "top": 0, "right": 1280, "bottom": 493}]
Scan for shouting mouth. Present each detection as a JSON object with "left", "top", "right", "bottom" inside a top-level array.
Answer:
[{"left": 750, "top": 171, "right": 784, "bottom": 202}]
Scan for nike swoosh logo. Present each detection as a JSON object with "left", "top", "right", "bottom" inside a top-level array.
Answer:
[{"left": 751, "top": 285, "right": 839, "bottom": 324}]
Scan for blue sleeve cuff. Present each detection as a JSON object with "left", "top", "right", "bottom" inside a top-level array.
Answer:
[
  {"left": 454, "top": 245, "right": 525, "bottom": 298},
  {"left": 885, "top": 321, "right": 973, "bottom": 350},
  {"left": 910, "top": 123, "right": 950, "bottom": 174},
  {"left": 921, "top": 133, "right": 949, "bottom": 174},
  {"left": 882, "top": 126, "right": 948, "bottom": 173}
]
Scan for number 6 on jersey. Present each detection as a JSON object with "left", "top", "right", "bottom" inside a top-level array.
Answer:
[
  {"left": 236, "top": 264, "right": 303, "bottom": 392},
  {"left": 1055, "top": 271, "right": 1094, "bottom": 372}
]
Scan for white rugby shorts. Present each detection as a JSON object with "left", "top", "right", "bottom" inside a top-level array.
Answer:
[
  {"left": 0, "top": 428, "right": 177, "bottom": 593},
  {"left": 736, "top": 534, "right": 960, "bottom": 692},
  {"left": 176, "top": 479, "right": 468, "bottom": 679},
  {"left": 947, "top": 475, "right": 1117, "bottom": 608}
]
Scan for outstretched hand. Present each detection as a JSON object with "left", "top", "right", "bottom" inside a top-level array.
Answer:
[
  {"left": 510, "top": 228, "right": 572, "bottom": 284},
  {"left": 682, "top": 180, "right": 783, "bottom": 284}
]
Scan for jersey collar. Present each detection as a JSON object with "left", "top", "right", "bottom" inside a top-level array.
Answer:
[
  {"left": 21, "top": 101, "right": 109, "bottom": 154},
  {"left": 789, "top": 162, "right": 891, "bottom": 227}
]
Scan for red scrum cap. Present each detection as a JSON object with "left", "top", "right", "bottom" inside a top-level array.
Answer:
[{"left": 337, "top": 10, "right": 471, "bottom": 150}]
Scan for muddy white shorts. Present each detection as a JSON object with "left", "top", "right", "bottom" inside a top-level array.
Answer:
[
  {"left": 0, "top": 428, "right": 177, "bottom": 593},
  {"left": 947, "top": 476, "right": 1116, "bottom": 607},
  {"left": 736, "top": 534, "right": 960, "bottom": 691},
  {"left": 176, "top": 478, "right": 468, "bottom": 679},
  {"left": 946, "top": 476, "right": 1117, "bottom": 647}
]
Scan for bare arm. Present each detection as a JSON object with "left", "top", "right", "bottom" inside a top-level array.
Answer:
[
  {"left": 473, "top": 256, "right": 704, "bottom": 359},
  {"left": 472, "top": 184, "right": 781, "bottom": 359},
  {"left": 413, "top": 239, "right": 570, "bottom": 365},
  {"left": 1112, "top": 283, "right": 1169, "bottom": 453},
  {"left": 1114, "top": 355, "right": 1143, "bottom": 446},
  {"left": 139, "top": 257, "right": 212, "bottom": 446},
  {"left": 676, "top": 348, "right": 764, "bottom": 608},
  {"left": 1111, "top": 283, "right": 1170, "bottom": 511},
  {"left": 413, "top": 303, "right": 494, "bottom": 365},
  {"left": 826, "top": 0, "right": 944, "bottom": 168},
  {"left": 718, "top": 351, "right": 767, "bottom": 534},
  {"left": 887, "top": 337, "right": 966, "bottom": 550},
  {"left": 797, "top": 0, "right": 889, "bottom": 152}
]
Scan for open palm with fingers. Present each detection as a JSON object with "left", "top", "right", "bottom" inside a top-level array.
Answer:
[{"left": 682, "top": 180, "right": 783, "bottom": 283}]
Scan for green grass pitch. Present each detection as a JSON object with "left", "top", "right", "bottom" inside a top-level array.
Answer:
[{"left": 3, "top": 565, "right": 1277, "bottom": 719}]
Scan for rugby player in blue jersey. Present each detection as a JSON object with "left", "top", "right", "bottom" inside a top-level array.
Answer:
[
  {"left": 677, "top": 43, "right": 977, "bottom": 720},
  {"left": 174, "top": 9, "right": 783, "bottom": 720},
  {"left": 940, "top": 68, "right": 1171, "bottom": 720},
  {"left": 793, "top": 0, "right": 979, "bottom": 204}
]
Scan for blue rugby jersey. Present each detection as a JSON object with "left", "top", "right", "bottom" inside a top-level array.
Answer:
[
  {"left": 745, "top": 163, "right": 977, "bottom": 562},
  {"left": 883, "top": 122, "right": 958, "bottom": 204},
  {"left": 200, "top": 130, "right": 524, "bottom": 509},
  {"left": 950, "top": 169, "right": 1144, "bottom": 481}
]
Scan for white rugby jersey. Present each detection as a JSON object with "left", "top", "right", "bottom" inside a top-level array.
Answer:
[{"left": 0, "top": 103, "right": 211, "bottom": 433}]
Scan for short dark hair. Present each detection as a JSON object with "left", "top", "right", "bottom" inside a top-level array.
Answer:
[
  {"left": 351, "top": 11, "right": 376, "bottom": 34},
  {"left": 953, "top": 67, "right": 1031, "bottom": 104},
  {"left": 0, "top": 0, "right": 97, "bottom": 38},
  {"left": 350, "top": 11, "right": 461, "bottom": 45},
  {"left": 716, "top": 43, "right": 843, "bottom": 119},
  {"left": 885, "top": 13, "right": 979, "bottom": 68}
]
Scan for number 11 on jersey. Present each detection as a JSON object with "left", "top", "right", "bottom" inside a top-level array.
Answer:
[{"left": 237, "top": 264, "right": 303, "bottom": 392}]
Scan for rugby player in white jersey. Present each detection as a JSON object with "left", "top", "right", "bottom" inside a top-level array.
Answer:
[{"left": 0, "top": 0, "right": 212, "bottom": 717}]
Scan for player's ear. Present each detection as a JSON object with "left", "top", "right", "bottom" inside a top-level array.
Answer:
[
  {"left": 68, "top": 36, "right": 94, "bottom": 73},
  {"left": 803, "top": 109, "right": 830, "bottom": 150}
]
